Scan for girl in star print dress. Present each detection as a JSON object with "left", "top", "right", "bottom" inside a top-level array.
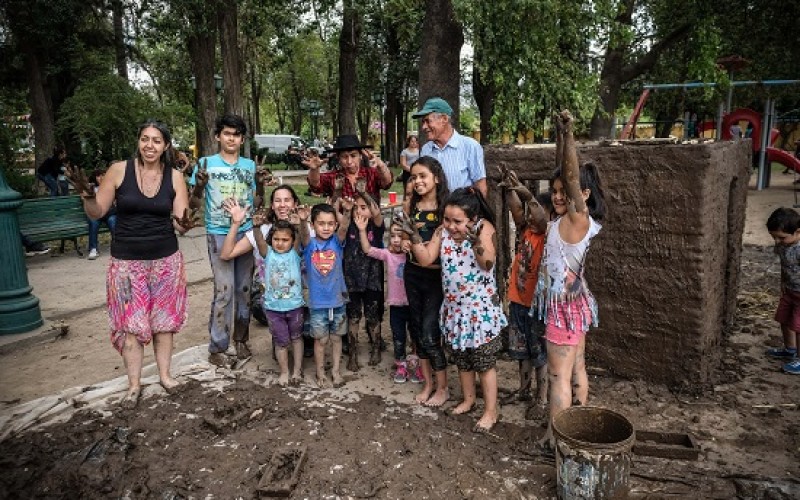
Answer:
[{"left": 410, "top": 187, "right": 507, "bottom": 433}]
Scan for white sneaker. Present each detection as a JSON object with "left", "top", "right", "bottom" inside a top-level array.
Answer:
[{"left": 88, "top": 248, "right": 99, "bottom": 260}]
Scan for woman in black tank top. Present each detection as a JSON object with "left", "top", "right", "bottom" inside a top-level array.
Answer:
[{"left": 70, "top": 119, "right": 194, "bottom": 408}]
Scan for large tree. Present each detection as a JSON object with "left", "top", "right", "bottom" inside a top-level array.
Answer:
[
  {"left": 418, "top": 0, "right": 463, "bottom": 133},
  {"left": 337, "top": 0, "right": 361, "bottom": 135}
]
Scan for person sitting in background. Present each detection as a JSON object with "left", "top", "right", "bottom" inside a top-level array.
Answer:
[
  {"left": 20, "top": 232, "right": 50, "bottom": 257},
  {"left": 36, "top": 146, "right": 65, "bottom": 197},
  {"left": 86, "top": 168, "right": 117, "bottom": 260}
]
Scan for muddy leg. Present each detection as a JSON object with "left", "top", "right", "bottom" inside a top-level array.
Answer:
[
  {"left": 475, "top": 368, "right": 499, "bottom": 430},
  {"left": 346, "top": 319, "right": 360, "bottom": 372},
  {"left": 122, "top": 333, "right": 144, "bottom": 404},
  {"left": 331, "top": 335, "right": 344, "bottom": 387},
  {"left": 452, "top": 369, "right": 477, "bottom": 414},
  {"left": 543, "top": 341, "right": 578, "bottom": 447},
  {"left": 571, "top": 337, "right": 588, "bottom": 406},
  {"left": 276, "top": 346, "right": 290, "bottom": 386},
  {"left": 314, "top": 336, "right": 331, "bottom": 388},
  {"left": 518, "top": 359, "right": 533, "bottom": 401},
  {"left": 367, "top": 320, "right": 382, "bottom": 366},
  {"left": 290, "top": 338, "right": 304, "bottom": 383},
  {"left": 415, "top": 358, "right": 435, "bottom": 404}
]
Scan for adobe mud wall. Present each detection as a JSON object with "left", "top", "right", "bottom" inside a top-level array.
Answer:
[{"left": 484, "top": 141, "right": 751, "bottom": 390}]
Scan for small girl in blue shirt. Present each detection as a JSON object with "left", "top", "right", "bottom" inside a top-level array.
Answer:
[{"left": 221, "top": 199, "right": 305, "bottom": 386}]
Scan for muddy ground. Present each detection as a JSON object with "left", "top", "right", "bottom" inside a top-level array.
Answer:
[
  {"left": 1, "top": 172, "right": 799, "bottom": 498},
  {"left": 0, "top": 244, "right": 797, "bottom": 499}
]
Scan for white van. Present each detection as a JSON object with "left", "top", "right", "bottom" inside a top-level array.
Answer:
[{"left": 253, "top": 134, "right": 305, "bottom": 154}]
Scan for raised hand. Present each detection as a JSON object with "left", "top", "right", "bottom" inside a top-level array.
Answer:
[
  {"left": 173, "top": 208, "right": 201, "bottom": 231},
  {"left": 222, "top": 197, "right": 249, "bottom": 225},
  {"left": 256, "top": 166, "right": 274, "bottom": 186},
  {"left": 330, "top": 176, "right": 345, "bottom": 204},
  {"left": 252, "top": 206, "right": 270, "bottom": 226},
  {"left": 64, "top": 164, "right": 94, "bottom": 198},
  {"left": 361, "top": 149, "right": 384, "bottom": 169},
  {"left": 393, "top": 211, "right": 422, "bottom": 244},
  {"left": 354, "top": 213, "right": 369, "bottom": 231},
  {"left": 301, "top": 153, "right": 323, "bottom": 171},
  {"left": 497, "top": 163, "right": 533, "bottom": 203},
  {"left": 290, "top": 204, "right": 311, "bottom": 223},
  {"left": 355, "top": 178, "right": 367, "bottom": 196},
  {"left": 192, "top": 158, "right": 209, "bottom": 198},
  {"left": 175, "top": 151, "right": 191, "bottom": 174},
  {"left": 339, "top": 196, "right": 355, "bottom": 214}
]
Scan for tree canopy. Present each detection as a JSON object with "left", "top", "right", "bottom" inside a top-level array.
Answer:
[{"left": 1, "top": 0, "right": 798, "bottom": 173}]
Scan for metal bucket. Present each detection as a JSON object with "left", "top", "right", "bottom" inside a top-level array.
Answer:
[{"left": 552, "top": 406, "right": 635, "bottom": 499}]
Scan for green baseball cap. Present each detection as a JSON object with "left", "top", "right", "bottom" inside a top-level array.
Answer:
[{"left": 411, "top": 97, "right": 453, "bottom": 118}]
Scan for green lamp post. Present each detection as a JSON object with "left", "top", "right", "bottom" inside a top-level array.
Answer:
[{"left": 0, "top": 167, "right": 43, "bottom": 334}]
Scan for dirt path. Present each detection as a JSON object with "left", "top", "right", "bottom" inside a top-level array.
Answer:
[{"left": 0, "top": 170, "right": 798, "bottom": 498}]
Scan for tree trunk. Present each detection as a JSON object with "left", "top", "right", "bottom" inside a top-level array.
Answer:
[
  {"left": 418, "top": 0, "right": 463, "bottom": 140},
  {"left": 472, "top": 51, "right": 495, "bottom": 145},
  {"left": 24, "top": 46, "right": 56, "bottom": 169},
  {"left": 250, "top": 67, "right": 261, "bottom": 134},
  {"left": 218, "top": 4, "right": 243, "bottom": 118},
  {"left": 111, "top": 0, "right": 128, "bottom": 81},
  {"left": 337, "top": 0, "right": 360, "bottom": 135},
  {"left": 188, "top": 31, "right": 218, "bottom": 157},
  {"left": 385, "top": 23, "right": 401, "bottom": 163}
]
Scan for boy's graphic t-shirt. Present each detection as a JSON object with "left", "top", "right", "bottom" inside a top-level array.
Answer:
[
  {"left": 261, "top": 248, "right": 304, "bottom": 312},
  {"left": 190, "top": 153, "right": 256, "bottom": 235},
  {"left": 303, "top": 236, "right": 347, "bottom": 309},
  {"left": 776, "top": 241, "right": 800, "bottom": 292}
]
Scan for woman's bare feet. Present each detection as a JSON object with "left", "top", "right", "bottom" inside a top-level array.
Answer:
[
  {"left": 278, "top": 373, "right": 290, "bottom": 386},
  {"left": 451, "top": 399, "right": 476, "bottom": 415},
  {"left": 332, "top": 371, "right": 344, "bottom": 388},
  {"left": 121, "top": 386, "right": 141, "bottom": 409},
  {"left": 424, "top": 388, "right": 450, "bottom": 408},
  {"left": 290, "top": 372, "right": 303, "bottom": 386}
]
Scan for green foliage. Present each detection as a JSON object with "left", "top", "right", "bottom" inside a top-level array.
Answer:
[
  {"left": 56, "top": 75, "right": 158, "bottom": 168},
  {"left": 1, "top": 165, "right": 37, "bottom": 198}
]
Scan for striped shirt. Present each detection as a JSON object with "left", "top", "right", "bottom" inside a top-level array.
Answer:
[{"left": 420, "top": 130, "right": 486, "bottom": 191}]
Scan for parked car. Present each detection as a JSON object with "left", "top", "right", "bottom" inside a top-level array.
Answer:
[{"left": 253, "top": 134, "right": 305, "bottom": 155}]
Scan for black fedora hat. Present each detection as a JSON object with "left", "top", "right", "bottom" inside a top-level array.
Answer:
[{"left": 328, "top": 134, "right": 373, "bottom": 152}]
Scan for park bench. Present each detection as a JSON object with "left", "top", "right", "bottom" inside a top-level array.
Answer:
[{"left": 16, "top": 195, "right": 105, "bottom": 256}]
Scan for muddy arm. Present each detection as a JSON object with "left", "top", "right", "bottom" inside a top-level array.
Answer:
[{"left": 559, "top": 110, "right": 586, "bottom": 215}]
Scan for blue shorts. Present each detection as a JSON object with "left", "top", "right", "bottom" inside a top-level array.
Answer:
[
  {"left": 507, "top": 302, "right": 547, "bottom": 368},
  {"left": 308, "top": 306, "right": 347, "bottom": 339}
]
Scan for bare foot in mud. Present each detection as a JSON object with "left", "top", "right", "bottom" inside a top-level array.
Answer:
[
  {"left": 473, "top": 410, "right": 500, "bottom": 433},
  {"left": 332, "top": 372, "right": 344, "bottom": 388},
  {"left": 278, "top": 373, "right": 290, "bottom": 387},
  {"left": 415, "top": 386, "right": 434, "bottom": 404},
  {"left": 159, "top": 378, "right": 182, "bottom": 395},
  {"left": 525, "top": 402, "right": 548, "bottom": 421},
  {"left": 316, "top": 375, "right": 332, "bottom": 389},
  {"left": 290, "top": 373, "right": 302, "bottom": 386},
  {"left": 424, "top": 389, "right": 450, "bottom": 408},
  {"left": 451, "top": 399, "right": 476, "bottom": 415},
  {"left": 120, "top": 386, "right": 141, "bottom": 409}
]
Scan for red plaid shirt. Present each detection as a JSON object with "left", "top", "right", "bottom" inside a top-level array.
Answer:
[{"left": 309, "top": 166, "right": 391, "bottom": 202}]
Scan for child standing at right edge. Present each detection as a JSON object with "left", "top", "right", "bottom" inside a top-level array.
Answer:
[
  {"left": 535, "top": 110, "right": 607, "bottom": 446},
  {"left": 765, "top": 207, "right": 800, "bottom": 373}
]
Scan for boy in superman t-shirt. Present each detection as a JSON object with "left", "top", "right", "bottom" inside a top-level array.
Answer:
[{"left": 297, "top": 199, "right": 352, "bottom": 388}]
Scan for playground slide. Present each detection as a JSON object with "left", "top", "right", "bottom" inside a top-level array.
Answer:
[{"left": 767, "top": 147, "right": 800, "bottom": 174}]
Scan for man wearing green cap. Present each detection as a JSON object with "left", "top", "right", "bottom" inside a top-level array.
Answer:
[{"left": 412, "top": 97, "right": 487, "bottom": 197}]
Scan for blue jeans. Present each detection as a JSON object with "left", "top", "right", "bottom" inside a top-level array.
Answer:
[
  {"left": 37, "top": 173, "right": 58, "bottom": 197},
  {"left": 308, "top": 306, "right": 346, "bottom": 339},
  {"left": 88, "top": 214, "right": 117, "bottom": 251},
  {"left": 206, "top": 233, "right": 254, "bottom": 354}
]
